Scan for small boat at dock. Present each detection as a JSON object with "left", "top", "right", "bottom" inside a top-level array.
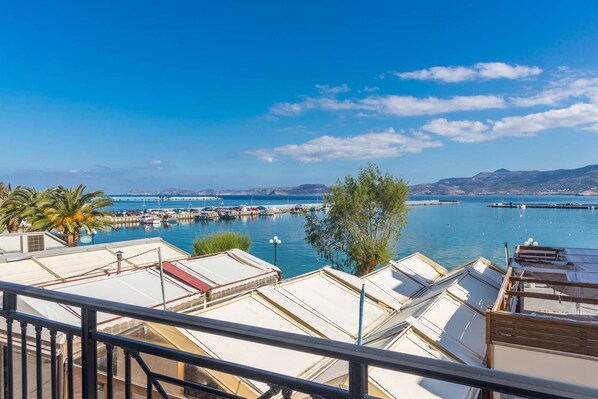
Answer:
[
  {"left": 196, "top": 211, "right": 219, "bottom": 221},
  {"left": 219, "top": 209, "right": 240, "bottom": 219},
  {"left": 290, "top": 204, "right": 308, "bottom": 214}
]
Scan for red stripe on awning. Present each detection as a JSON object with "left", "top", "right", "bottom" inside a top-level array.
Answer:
[{"left": 162, "top": 261, "right": 214, "bottom": 292}]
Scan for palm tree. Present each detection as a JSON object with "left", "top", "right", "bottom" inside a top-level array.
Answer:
[
  {"left": 0, "top": 182, "right": 10, "bottom": 201},
  {"left": 32, "top": 185, "right": 114, "bottom": 246},
  {"left": 0, "top": 186, "right": 42, "bottom": 233}
]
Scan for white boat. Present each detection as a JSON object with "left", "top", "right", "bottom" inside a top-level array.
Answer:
[
  {"left": 140, "top": 215, "right": 155, "bottom": 225},
  {"left": 152, "top": 219, "right": 162, "bottom": 227},
  {"left": 260, "top": 208, "right": 277, "bottom": 216}
]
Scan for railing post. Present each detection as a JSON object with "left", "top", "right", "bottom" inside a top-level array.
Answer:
[
  {"left": 348, "top": 362, "right": 367, "bottom": 399},
  {"left": 3, "top": 293, "right": 16, "bottom": 399},
  {"left": 81, "top": 309, "right": 97, "bottom": 399}
]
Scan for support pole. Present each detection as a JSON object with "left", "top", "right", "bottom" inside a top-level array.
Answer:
[
  {"left": 81, "top": 309, "right": 97, "bottom": 399},
  {"left": 158, "top": 247, "right": 167, "bottom": 310},
  {"left": 357, "top": 283, "right": 365, "bottom": 346},
  {"left": 348, "top": 362, "right": 368, "bottom": 399}
]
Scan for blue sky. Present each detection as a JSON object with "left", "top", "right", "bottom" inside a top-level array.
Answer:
[{"left": 1, "top": 1, "right": 598, "bottom": 192}]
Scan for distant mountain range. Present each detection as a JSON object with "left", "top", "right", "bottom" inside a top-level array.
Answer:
[
  {"left": 127, "top": 165, "right": 598, "bottom": 197},
  {"left": 410, "top": 165, "right": 598, "bottom": 195},
  {"left": 126, "top": 184, "right": 330, "bottom": 196}
]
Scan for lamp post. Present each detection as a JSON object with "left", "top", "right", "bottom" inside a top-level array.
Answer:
[{"left": 269, "top": 235, "right": 282, "bottom": 266}]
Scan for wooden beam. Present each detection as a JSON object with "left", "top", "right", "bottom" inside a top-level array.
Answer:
[
  {"left": 505, "top": 290, "right": 598, "bottom": 305},
  {"left": 510, "top": 276, "right": 598, "bottom": 289}
]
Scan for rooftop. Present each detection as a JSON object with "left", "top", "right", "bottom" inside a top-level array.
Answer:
[
  {"left": 0, "top": 231, "right": 67, "bottom": 255},
  {"left": 498, "top": 244, "right": 598, "bottom": 319},
  {"left": 147, "top": 254, "right": 503, "bottom": 398}
]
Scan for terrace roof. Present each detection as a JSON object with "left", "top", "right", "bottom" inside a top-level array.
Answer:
[
  {"left": 0, "top": 238, "right": 189, "bottom": 286},
  {"left": 151, "top": 253, "right": 503, "bottom": 399}
]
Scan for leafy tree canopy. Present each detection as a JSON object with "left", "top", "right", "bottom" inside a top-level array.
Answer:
[{"left": 305, "top": 163, "right": 409, "bottom": 276}]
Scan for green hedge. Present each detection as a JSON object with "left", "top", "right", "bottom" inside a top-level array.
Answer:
[{"left": 192, "top": 231, "right": 252, "bottom": 256}]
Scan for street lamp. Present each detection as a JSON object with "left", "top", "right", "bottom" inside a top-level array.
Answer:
[{"left": 269, "top": 235, "right": 282, "bottom": 266}]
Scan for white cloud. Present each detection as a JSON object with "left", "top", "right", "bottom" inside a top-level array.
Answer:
[
  {"left": 150, "top": 160, "right": 162, "bottom": 165},
  {"left": 315, "top": 84, "right": 350, "bottom": 96},
  {"left": 245, "top": 149, "right": 277, "bottom": 163},
  {"left": 492, "top": 102, "right": 598, "bottom": 136},
  {"left": 363, "top": 86, "right": 379, "bottom": 93},
  {"left": 248, "top": 128, "right": 443, "bottom": 163},
  {"left": 269, "top": 94, "right": 506, "bottom": 117},
  {"left": 396, "top": 62, "right": 542, "bottom": 83},
  {"left": 510, "top": 77, "right": 598, "bottom": 106},
  {"left": 422, "top": 119, "right": 491, "bottom": 143},
  {"left": 357, "top": 95, "right": 506, "bottom": 116},
  {"left": 580, "top": 124, "right": 598, "bottom": 133},
  {"left": 269, "top": 101, "right": 308, "bottom": 116},
  {"left": 422, "top": 103, "right": 598, "bottom": 143}
]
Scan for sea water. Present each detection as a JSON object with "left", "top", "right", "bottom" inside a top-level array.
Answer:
[{"left": 93, "top": 195, "right": 598, "bottom": 277}]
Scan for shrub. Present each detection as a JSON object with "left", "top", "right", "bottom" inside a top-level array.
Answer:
[{"left": 192, "top": 231, "right": 251, "bottom": 256}]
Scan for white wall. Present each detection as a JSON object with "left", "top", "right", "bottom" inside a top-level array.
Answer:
[
  {"left": 0, "top": 233, "right": 66, "bottom": 254},
  {"left": 493, "top": 343, "right": 598, "bottom": 390}
]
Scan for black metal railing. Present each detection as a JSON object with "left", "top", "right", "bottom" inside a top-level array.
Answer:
[{"left": 0, "top": 280, "right": 597, "bottom": 399}]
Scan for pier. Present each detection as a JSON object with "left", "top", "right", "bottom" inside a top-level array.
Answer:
[
  {"left": 488, "top": 202, "right": 598, "bottom": 210},
  {"left": 407, "top": 200, "right": 460, "bottom": 206},
  {"left": 110, "top": 195, "right": 221, "bottom": 202},
  {"left": 105, "top": 200, "right": 459, "bottom": 226}
]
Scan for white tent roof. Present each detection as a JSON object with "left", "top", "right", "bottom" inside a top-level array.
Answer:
[
  {"left": 17, "top": 268, "right": 201, "bottom": 327},
  {"left": 153, "top": 254, "right": 502, "bottom": 399},
  {"left": 272, "top": 270, "right": 392, "bottom": 339},
  {"left": 309, "top": 258, "right": 503, "bottom": 399},
  {"left": 364, "top": 265, "right": 428, "bottom": 306},
  {"left": 169, "top": 249, "right": 279, "bottom": 288},
  {"left": 0, "top": 238, "right": 188, "bottom": 286},
  {"left": 175, "top": 293, "right": 326, "bottom": 393},
  {"left": 367, "top": 330, "right": 474, "bottom": 399},
  {"left": 391, "top": 252, "right": 448, "bottom": 285},
  {"left": 152, "top": 267, "right": 394, "bottom": 395}
]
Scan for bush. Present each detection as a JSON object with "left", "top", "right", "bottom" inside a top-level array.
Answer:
[{"left": 192, "top": 231, "right": 251, "bottom": 256}]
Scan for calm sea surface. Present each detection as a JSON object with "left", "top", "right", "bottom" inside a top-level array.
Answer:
[{"left": 93, "top": 195, "right": 598, "bottom": 277}]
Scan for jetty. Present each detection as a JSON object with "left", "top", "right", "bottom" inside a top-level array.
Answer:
[
  {"left": 407, "top": 200, "right": 459, "bottom": 206},
  {"left": 488, "top": 202, "right": 598, "bottom": 210},
  {"left": 110, "top": 195, "right": 221, "bottom": 202}
]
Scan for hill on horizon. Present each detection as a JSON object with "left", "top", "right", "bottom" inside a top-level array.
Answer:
[
  {"left": 410, "top": 164, "right": 598, "bottom": 195},
  {"left": 126, "top": 183, "right": 330, "bottom": 196}
]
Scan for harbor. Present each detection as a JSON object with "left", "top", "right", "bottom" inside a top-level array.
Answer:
[
  {"left": 105, "top": 199, "right": 460, "bottom": 225},
  {"left": 488, "top": 201, "right": 598, "bottom": 210}
]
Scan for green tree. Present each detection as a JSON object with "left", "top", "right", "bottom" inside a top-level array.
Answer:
[
  {"left": 0, "top": 186, "right": 43, "bottom": 233},
  {"left": 31, "top": 185, "right": 114, "bottom": 246},
  {"left": 193, "top": 231, "right": 252, "bottom": 256},
  {"left": 305, "top": 163, "right": 409, "bottom": 276}
]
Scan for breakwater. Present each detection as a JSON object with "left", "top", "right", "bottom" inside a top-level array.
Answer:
[
  {"left": 111, "top": 195, "right": 221, "bottom": 201},
  {"left": 488, "top": 202, "right": 598, "bottom": 210}
]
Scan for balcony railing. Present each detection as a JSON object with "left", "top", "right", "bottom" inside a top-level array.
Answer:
[{"left": 0, "top": 280, "right": 597, "bottom": 399}]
